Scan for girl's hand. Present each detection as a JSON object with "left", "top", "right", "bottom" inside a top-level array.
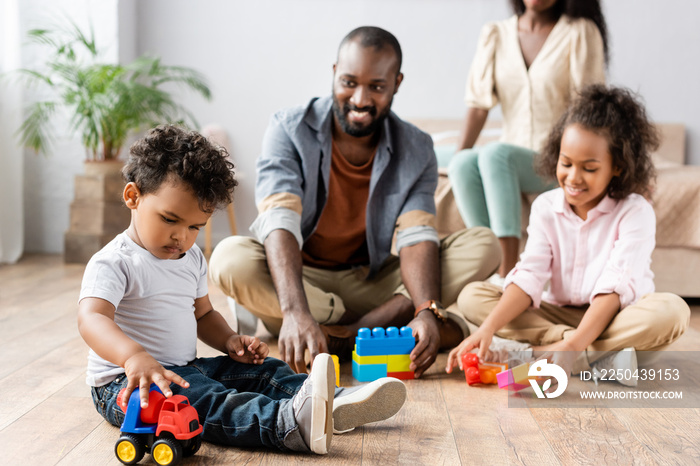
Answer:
[
  {"left": 445, "top": 327, "right": 494, "bottom": 373},
  {"left": 122, "top": 351, "right": 190, "bottom": 409},
  {"left": 226, "top": 334, "right": 269, "bottom": 365},
  {"left": 534, "top": 339, "right": 580, "bottom": 377}
]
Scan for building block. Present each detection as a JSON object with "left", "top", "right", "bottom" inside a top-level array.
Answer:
[
  {"left": 352, "top": 360, "right": 387, "bottom": 382},
  {"left": 351, "top": 353, "right": 414, "bottom": 380},
  {"left": 355, "top": 326, "right": 415, "bottom": 356},
  {"left": 511, "top": 362, "right": 530, "bottom": 384},
  {"left": 387, "top": 354, "right": 412, "bottom": 373},
  {"left": 331, "top": 354, "right": 340, "bottom": 387},
  {"left": 496, "top": 366, "right": 516, "bottom": 387},
  {"left": 352, "top": 326, "right": 415, "bottom": 382},
  {"left": 388, "top": 371, "right": 415, "bottom": 380},
  {"left": 497, "top": 362, "right": 532, "bottom": 391},
  {"left": 352, "top": 352, "right": 388, "bottom": 365},
  {"left": 465, "top": 362, "right": 507, "bottom": 385},
  {"left": 461, "top": 352, "right": 507, "bottom": 385}
]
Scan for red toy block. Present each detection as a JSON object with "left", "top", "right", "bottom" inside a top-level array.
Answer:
[
  {"left": 387, "top": 371, "right": 415, "bottom": 380},
  {"left": 462, "top": 352, "right": 479, "bottom": 368},
  {"left": 461, "top": 352, "right": 507, "bottom": 385}
]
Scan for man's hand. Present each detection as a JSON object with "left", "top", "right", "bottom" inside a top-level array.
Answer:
[
  {"left": 278, "top": 311, "right": 329, "bottom": 374},
  {"left": 408, "top": 311, "right": 441, "bottom": 378},
  {"left": 225, "top": 334, "right": 269, "bottom": 365},
  {"left": 122, "top": 351, "right": 190, "bottom": 409},
  {"left": 263, "top": 230, "right": 327, "bottom": 373}
]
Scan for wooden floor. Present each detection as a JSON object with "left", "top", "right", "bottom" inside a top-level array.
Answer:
[{"left": 2, "top": 254, "right": 700, "bottom": 465}]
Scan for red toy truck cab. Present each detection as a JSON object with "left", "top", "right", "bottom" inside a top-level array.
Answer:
[
  {"left": 156, "top": 395, "right": 202, "bottom": 440},
  {"left": 114, "top": 385, "right": 203, "bottom": 466}
]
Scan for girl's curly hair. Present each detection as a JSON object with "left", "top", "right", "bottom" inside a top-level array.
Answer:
[
  {"left": 537, "top": 84, "right": 659, "bottom": 200},
  {"left": 123, "top": 125, "right": 237, "bottom": 213}
]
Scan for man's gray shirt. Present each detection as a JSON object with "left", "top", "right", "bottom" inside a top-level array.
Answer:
[{"left": 251, "top": 96, "right": 439, "bottom": 278}]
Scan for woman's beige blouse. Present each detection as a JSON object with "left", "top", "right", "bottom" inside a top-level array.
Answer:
[{"left": 465, "top": 15, "right": 605, "bottom": 152}]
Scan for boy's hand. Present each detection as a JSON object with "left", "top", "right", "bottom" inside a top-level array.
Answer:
[
  {"left": 226, "top": 335, "right": 269, "bottom": 365},
  {"left": 445, "top": 328, "right": 494, "bottom": 374},
  {"left": 122, "top": 351, "right": 190, "bottom": 409}
]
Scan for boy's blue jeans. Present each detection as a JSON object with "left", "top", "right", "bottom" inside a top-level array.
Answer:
[{"left": 90, "top": 356, "right": 310, "bottom": 452}]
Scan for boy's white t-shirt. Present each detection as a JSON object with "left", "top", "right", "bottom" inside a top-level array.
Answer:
[{"left": 79, "top": 232, "right": 208, "bottom": 386}]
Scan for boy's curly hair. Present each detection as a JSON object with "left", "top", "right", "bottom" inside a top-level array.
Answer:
[
  {"left": 537, "top": 84, "right": 659, "bottom": 199},
  {"left": 123, "top": 125, "right": 237, "bottom": 213}
]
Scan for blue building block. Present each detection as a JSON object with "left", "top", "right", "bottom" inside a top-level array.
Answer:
[
  {"left": 352, "top": 360, "right": 388, "bottom": 382},
  {"left": 355, "top": 326, "right": 415, "bottom": 356}
]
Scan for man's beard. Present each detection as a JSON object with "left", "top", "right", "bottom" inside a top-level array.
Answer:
[{"left": 332, "top": 93, "right": 392, "bottom": 138}]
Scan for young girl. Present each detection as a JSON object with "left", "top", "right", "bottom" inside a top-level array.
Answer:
[{"left": 445, "top": 85, "right": 690, "bottom": 383}]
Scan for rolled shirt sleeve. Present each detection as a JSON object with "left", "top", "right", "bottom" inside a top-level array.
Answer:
[
  {"left": 250, "top": 203, "right": 303, "bottom": 248},
  {"left": 503, "top": 195, "right": 554, "bottom": 309},
  {"left": 394, "top": 141, "right": 440, "bottom": 252},
  {"left": 590, "top": 199, "right": 656, "bottom": 309},
  {"left": 250, "top": 113, "right": 306, "bottom": 248}
]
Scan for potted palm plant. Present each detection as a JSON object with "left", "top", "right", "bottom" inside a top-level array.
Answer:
[{"left": 17, "top": 20, "right": 212, "bottom": 262}]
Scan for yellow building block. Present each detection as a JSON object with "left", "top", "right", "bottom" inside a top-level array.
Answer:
[
  {"left": 511, "top": 362, "right": 531, "bottom": 385},
  {"left": 331, "top": 354, "right": 340, "bottom": 387},
  {"left": 387, "top": 354, "right": 411, "bottom": 372},
  {"left": 352, "top": 351, "right": 388, "bottom": 365}
]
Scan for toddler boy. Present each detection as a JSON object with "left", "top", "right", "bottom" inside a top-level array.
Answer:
[{"left": 78, "top": 125, "right": 405, "bottom": 454}]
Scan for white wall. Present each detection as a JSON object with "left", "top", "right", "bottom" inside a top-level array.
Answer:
[
  {"left": 134, "top": 0, "right": 512, "bottom": 246},
  {"left": 134, "top": 0, "right": 700, "bottom": 248},
  {"left": 605, "top": 0, "right": 700, "bottom": 156},
  {"left": 0, "top": 0, "right": 24, "bottom": 263},
  {"left": 19, "top": 0, "right": 121, "bottom": 253},
  {"left": 18, "top": 0, "right": 700, "bottom": 253}
]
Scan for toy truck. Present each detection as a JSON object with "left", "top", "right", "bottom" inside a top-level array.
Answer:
[{"left": 114, "top": 385, "right": 203, "bottom": 466}]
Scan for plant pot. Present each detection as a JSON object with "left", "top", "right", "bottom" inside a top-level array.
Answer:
[
  {"left": 83, "top": 159, "right": 125, "bottom": 177},
  {"left": 64, "top": 161, "right": 130, "bottom": 263}
]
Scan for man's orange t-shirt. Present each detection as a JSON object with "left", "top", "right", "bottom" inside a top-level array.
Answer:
[{"left": 302, "top": 141, "right": 374, "bottom": 269}]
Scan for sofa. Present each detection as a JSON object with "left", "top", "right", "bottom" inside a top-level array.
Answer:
[{"left": 411, "top": 119, "right": 700, "bottom": 298}]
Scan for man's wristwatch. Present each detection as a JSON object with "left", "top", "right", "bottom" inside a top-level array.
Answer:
[{"left": 414, "top": 299, "right": 447, "bottom": 323}]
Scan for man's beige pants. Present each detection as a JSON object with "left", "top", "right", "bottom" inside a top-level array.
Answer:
[
  {"left": 209, "top": 228, "right": 500, "bottom": 334},
  {"left": 457, "top": 281, "right": 690, "bottom": 371}
]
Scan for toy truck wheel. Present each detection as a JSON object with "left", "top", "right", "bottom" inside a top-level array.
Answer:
[
  {"left": 115, "top": 434, "right": 145, "bottom": 465},
  {"left": 182, "top": 435, "right": 202, "bottom": 457},
  {"left": 152, "top": 437, "right": 182, "bottom": 466}
]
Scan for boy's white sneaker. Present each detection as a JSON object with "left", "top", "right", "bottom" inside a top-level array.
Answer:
[
  {"left": 333, "top": 377, "right": 406, "bottom": 434},
  {"left": 484, "top": 335, "right": 533, "bottom": 365},
  {"left": 590, "top": 347, "right": 638, "bottom": 387},
  {"left": 292, "top": 353, "right": 335, "bottom": 454}
]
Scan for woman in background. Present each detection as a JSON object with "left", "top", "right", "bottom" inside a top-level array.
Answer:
[{"left": 448, "top": 0, "right": 608, "bottom": 280}]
